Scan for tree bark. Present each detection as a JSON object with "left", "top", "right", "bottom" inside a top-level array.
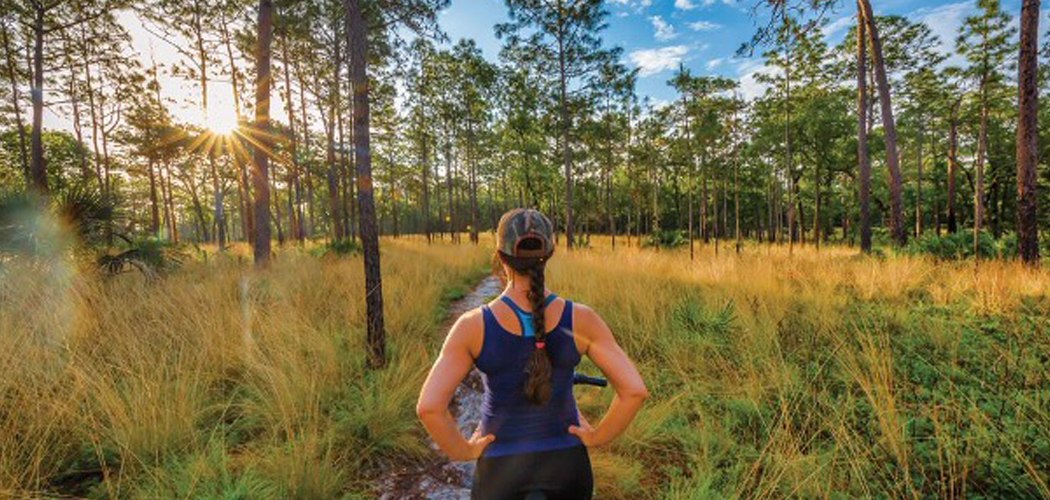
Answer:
[
  {"left": 859, "top": 0, "right": 906, "bottom": 247},
  {"left": 857, "top": 13, "right": 872, "bottom": 253},
  {"left": 345, "top": 0, "right": 386, "bottom": 369},
  {"left": 252, "top": 0, "right": 274, "bottom": 266},
  {"left": 948, "top": 100, "right": 960, "bottom": 233},
  {"left": 29, "top": 5, "right": 48, "bottom": 193},
  {"left": 556, "top": 0, "right": 573, "bottom": 250},
  {"left": 2, "top": 25, "right": 30, "bottom": 183},
  {"left": 1016, "top": 0, "right": 1041, "bottom": 264}
]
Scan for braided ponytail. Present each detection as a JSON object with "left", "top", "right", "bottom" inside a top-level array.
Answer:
[
  {"left": 496, "top": 251, "right": 553, "bottom": 406},
  {"left": 522, "top": 259, "right": 552, "bottom": 405}
]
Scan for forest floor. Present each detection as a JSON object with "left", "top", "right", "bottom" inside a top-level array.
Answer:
[{"left": 377, "top": 275, "right": 502, "bottom": 500}]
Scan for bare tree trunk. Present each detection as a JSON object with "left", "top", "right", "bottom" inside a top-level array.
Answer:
[
  {"left": 859, "top": 0, "right": 906, "bottom": 247},
  {"left": 3, "top": 25, "right": 30, "bottom": 183},
  {"left": 976, "top": 82, "right": 989, "bottom": 257},
  {"left": 916, "top": 129, "right": 923, "bottom": 237},
  {"left": 296, "top": 63, "right": 316, "bottom": 238},
  {"left": 857, "top": 14, "right": 872, "bottom": 253},
  {"left": 326, "top": 20, "right": 345, "bottom": 241},
  {"left": 252, "top": 0, "right": 273, "bottom": 266},
  {"left": 221, "top": 8, "right": 253, "bottom": 245},
  {"left": 421, "top": 122, "right": 431, "bottom": 243},
  {"left": 148, "top": 154, "right": 160, "bottom": 235},
  {"left": 29, "top": 6, "right": 47, "bottom": 193},
  {"left": 468, "top": 124, "right": 479, "bottom": 245},
  {"left": 948, "top": 100, "right": 960, "bottom": 233},
  {"left": 346, "top": 0, "right": 386, "bottom": 369},
  {"left": 1017, "top": 0, "right": 1041, "bottom": 264}
]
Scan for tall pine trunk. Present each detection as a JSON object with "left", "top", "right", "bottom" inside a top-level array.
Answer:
[
  {"left": 29, "top": 6, "right": 47, "bottom": 193},
  {"left": 2, "top": 26, "right": 30, "bottom": 183},
  {"left": 857, "top": 14, "right": 872, "bottom": 253},
  {"left": 1016, "top": 0, "right": 1041, "bottom": 264},
  {"left": 859, "top": 0, "right": 906, "bottom": 247},
  {"left": 252, "top": 0, "right": 274, "bottom": 266},
  {"left": 345, "top": 0, "right": 386, "bottom": 369}
]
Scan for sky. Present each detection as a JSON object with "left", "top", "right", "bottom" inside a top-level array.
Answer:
[
  {"left": 41, "top": 0, "right": 1028, "bottom": 133},
  {"left": 438, "top": 0, "right": 1026, "bottom": 106}
]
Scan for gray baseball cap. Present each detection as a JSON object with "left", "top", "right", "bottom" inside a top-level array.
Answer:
[{"left": 497, "top": 208, "right": 555, "bottom": 258}]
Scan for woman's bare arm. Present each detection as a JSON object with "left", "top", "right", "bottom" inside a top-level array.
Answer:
[
  {"left": 568, "top": 304, "right": 648, "bottom": 447},
  {"left": 416, "top": 309, "right": 495, "bottom": 461}
]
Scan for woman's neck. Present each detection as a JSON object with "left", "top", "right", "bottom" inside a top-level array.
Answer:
[{"left": 502, "top": 279, "right": 548, "bottom": 310}]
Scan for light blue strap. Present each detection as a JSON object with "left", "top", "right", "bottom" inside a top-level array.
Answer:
[{"left": 499, "top": 294, "right": 558, "bottom": 338}]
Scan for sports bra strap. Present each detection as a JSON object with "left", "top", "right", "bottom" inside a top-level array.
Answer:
[{"left": 499, "top": 294, "right": 558, "bottom": 338}]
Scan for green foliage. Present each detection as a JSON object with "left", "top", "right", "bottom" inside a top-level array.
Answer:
[
  {"left": 128, "top": 442, "right": 277, "bottom": 500},
  {"left": 905, "top": 230, "right": 1008, "bottom": 260},
  {"left": 97, "top": 238, "right": 186, "bottom": 279},
  {"left": 644, "top": 230, "right": 688, "bottom": 249},
  {"left": 310, "top": 239, "right": 362, "bottom": 258}
]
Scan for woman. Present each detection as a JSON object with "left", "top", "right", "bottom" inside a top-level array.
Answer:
[{"left": 417, "top": 208, "right": 648, "bottom": 500}]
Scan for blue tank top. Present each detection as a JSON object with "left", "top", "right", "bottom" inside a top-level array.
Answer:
[{"left": 475, "top": 295, "right": 583, "bottom": 458}]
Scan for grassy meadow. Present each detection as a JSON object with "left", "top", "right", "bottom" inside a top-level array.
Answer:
[
  {"left": 2, "top": 234, "right": 1050, "bottom": 499},
  {"left": 0, "top": 237, "right": 491, "bottom": 499},
  {"left": 558, "top": 239, "right": 1050, "bottom": 499}
]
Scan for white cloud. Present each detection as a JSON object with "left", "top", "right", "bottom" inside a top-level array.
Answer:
[
  {"left": 707, "top": 58, "right": 724, "bottom": 70},
  {"left": 736, "top": 59, "right": 778, "bottom": 100},
  {"left": 675, "top": 0, "right": 696, "bottom": 10},
  {"left": 821, "top": 16, "right": 853, "bottom": 39},
  {"left": 650, "top": 16, "right": 678, "bottom": 41},
  {"left": 609, "top": 0, "right": 652, "bottom": 13},
  {"left": 909, "top": 1, "right": 974, "bottom": 66},
  {"left": 628, "top": 46, "right": 690, "bottom": 77},
  {"left": 688, "top": 20, "right": 722, "bottom": 31}
]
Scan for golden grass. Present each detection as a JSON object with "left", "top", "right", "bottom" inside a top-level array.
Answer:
[
  {"left": 0, "top": 236, "right": 490, "bottom": 499},
  {"left": 554, "top": 237, "right": 1050, "bottom": 499},
  {"left": 3, "top": 231, "right": 1049, "bottom": 499}
]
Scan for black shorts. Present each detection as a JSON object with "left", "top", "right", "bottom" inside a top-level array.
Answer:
[{"left": 471, "top": 445, "right": 593, "bottom": 500}]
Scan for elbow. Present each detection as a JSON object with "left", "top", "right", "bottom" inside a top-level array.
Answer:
[
  {"left": 622, "top": 384, "right": 649, "bottom": 403},
  {"left": 416, "top": 400, "right": 444, "bottom": 421}
]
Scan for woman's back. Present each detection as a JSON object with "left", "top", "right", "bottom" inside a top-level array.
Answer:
[{"left": 475, "top": 296, "right": 582, "bottom": 457}]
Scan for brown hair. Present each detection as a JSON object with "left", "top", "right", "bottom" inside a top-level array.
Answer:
[{"left": 496, "top": 250, "right": 553, "bottom": 406}]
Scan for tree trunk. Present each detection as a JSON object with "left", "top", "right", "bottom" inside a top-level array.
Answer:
[
  {"left": 857, "top": 14, "right": 872, "bottom": 253},
  {"left": 916, "top": 129, "right": 923, "bottom": 237},
  {"left": 859, "top": 0, "right": 905, "bottom": 247},
  {"left": 557, "top": 3, "right": 573, "bottom": 250},
  {"left": 3, "top": 25, "right": 30, "bottom": 183},
  {"left": 326, "top": 22, "right": 345, "bottom": 241},
  {"left": 148, "top": 155, "right": 160, "bottom": 236},
  {"left": 976, "top": 82, "right": 989, "bottom": 257},
  {"left": 280, "top": 35, "right": 305, "bottom": 244},
  {"left": 1017, "top": 0, "right": 1041, "bottom": 264},
  {"left": 221, "top": 8, "right": 254, "bottom": 245},
  {"left": 421, "top": 123, "right": 431, "bottom": 243},
  {"left": 346, "top": 0, "right": 386, "bottom": 369},
  {"left": 252, "top": 0, "right": 274, "bottom": 265},
  {"left": 29, "top": 6, "right": 47, "bottom": 193},
  {"left": 948, "top": 100, "right": 959, "bottom": 233}
]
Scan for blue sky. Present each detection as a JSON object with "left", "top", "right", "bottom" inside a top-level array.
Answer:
[{"left": 437, "top": 0, "right": 1026, "bottom": 105}]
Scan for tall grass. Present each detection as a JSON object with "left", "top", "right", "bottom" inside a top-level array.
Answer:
[
  {"left": 553, "top": 239, "right": 1050, "bottom": 499},
  {"left": 0, "top": 237, "right": 490, "bottom": 499}
]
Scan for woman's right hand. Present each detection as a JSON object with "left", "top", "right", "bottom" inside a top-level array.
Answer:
[{"left": 454, "top": 428, "right": 495, "bottom": 461}]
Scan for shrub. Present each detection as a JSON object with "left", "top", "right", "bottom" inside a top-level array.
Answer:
[{"left": 644, "top": 230, "right": 688, "bottom": 249}]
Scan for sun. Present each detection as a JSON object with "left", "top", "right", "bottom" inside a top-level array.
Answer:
[{"left": 207, "top": 109, "right": 239, "bottom": 135}]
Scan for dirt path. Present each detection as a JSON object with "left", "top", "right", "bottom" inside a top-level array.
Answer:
[{"left": 378, "top": 275, "right": 503, "bottom": 500}]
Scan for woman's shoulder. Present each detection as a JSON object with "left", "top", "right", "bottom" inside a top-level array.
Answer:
[{"left": 446, "top": 307, "right": 487, "bottom": 357}]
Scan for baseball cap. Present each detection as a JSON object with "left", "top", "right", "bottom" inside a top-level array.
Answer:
[{"left": 497, "top": 209, "right": 555, "bottom": 258}]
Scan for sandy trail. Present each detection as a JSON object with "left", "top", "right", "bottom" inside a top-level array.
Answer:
[{"left": 378, "top": 275, "right": 503, "bottom": 500}]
